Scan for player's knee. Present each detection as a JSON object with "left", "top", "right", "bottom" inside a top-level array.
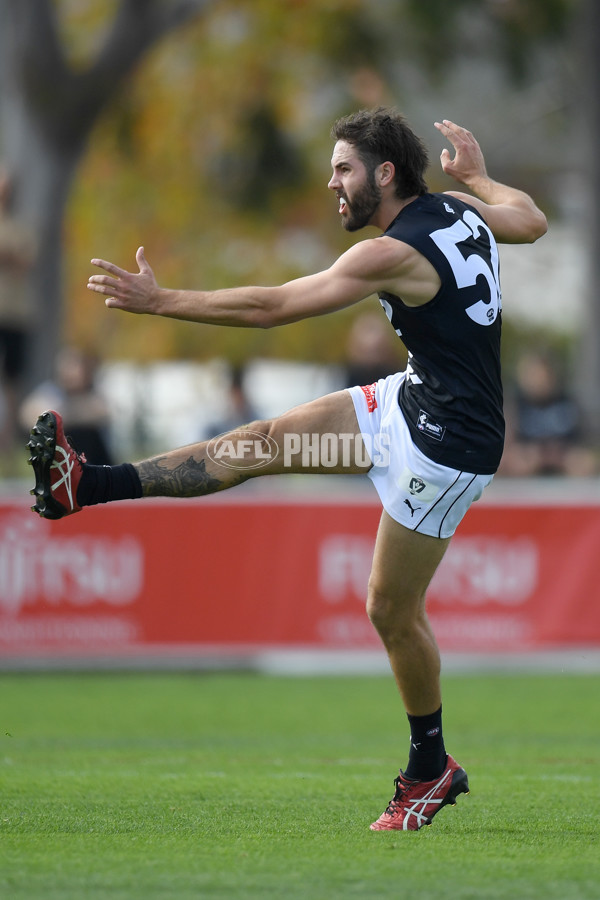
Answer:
[
  {"left": 366, "top": 579, "right": 423, "bottom": 640},
  {"left": 366, "top": 580, "right": 394, "bottom": 634},
  {"left": 244, "top": 417, "right": 274, "bottom": 438},
  {"left": 247, "top": 418, "right": 281, "bottom": 459},
  {"left": 207, "top": 418, "right": 278, "bottom": 475}
]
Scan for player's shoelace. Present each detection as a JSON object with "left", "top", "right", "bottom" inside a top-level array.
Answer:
[{"left": 384, "top": 775, "right": 412, "bottom": 814}]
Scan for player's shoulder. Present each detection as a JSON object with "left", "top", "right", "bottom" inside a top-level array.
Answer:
[
  {"left": 440, "top": 190, "right": 489, "bottom": 222},
  {"left": 337, "top": 234, "right": 414, "bottom": 278}
]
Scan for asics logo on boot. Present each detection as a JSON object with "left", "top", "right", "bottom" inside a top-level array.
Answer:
[
  {"left": 400, "top": 768, "right": 452, "bottom": 831},
  {"left": 51, "top": 444, "right": 78, "bottom": 511}
]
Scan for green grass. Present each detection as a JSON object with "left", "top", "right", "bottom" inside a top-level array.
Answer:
[{"left": 1, "top": 671, "right": 599, "bottom": 899}]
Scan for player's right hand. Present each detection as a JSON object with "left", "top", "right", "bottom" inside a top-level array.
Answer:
[{"left": 87, "top": 246, "right": 160, "bottom": 315}]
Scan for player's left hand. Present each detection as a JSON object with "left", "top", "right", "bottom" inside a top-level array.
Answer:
[
  {"left": 434, "top": 120, "right": 487, "bottom": 186},
  {"left": 87, "top": 246, "right": 160, "bottom": 314}
]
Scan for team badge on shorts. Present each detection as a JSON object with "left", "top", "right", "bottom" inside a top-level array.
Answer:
[
  {"left": 397, "top": 468, "right": 440, "bottom": 503},
  {"left": 408, "top": 476, "right": 426, "bottom": 495}
]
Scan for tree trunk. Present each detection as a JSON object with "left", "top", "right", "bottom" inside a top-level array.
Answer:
[
  {"left": 17, "top": 138, "right": 81, "bottom": 391},
  {"left": 0, "top": 0, "right": 211, "bottom": 390}
]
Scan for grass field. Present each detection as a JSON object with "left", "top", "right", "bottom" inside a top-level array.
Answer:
[{"left": 1, "top": 670, "right": 599, "bottom": 899}]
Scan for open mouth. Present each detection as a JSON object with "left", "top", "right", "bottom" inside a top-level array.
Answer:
[{"left": 338, "top": 196, "right": 348, "bottom": 214}]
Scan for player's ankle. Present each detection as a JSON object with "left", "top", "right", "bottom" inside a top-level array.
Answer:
[{"left": 77, "top": 463, "right": 143, "bottom": 507}]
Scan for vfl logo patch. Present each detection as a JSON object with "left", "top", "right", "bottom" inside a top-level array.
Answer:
[
  {"left": 409, "top": 477, "right": 426, "bottom": 495},
  {"left": 360, "top": 382, "right": 378, "bottom": 413},
  {"left": 398, "top": 468, "right": 441, "bottom": 504},
  {"left": 417, "top": 410, "right": 445, "bottom": 442}
]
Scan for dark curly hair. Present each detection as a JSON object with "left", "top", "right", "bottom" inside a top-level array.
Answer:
[{"left": 331, "top": 107, "right": 429, "bottom": 199}]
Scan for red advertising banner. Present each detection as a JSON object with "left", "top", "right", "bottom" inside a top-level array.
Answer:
[{"left": 1, "top": 492, "right": 599, "bottom": 660}]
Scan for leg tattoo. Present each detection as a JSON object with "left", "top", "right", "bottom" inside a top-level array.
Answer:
[{"left": 136, "top": 455, "right": 241, "bottom": 498}]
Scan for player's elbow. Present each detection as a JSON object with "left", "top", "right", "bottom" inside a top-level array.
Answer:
[
  {"left": 250, "top": 305, "right": 283, "bottom": 329},
  {"left": 241, "top": 291, "right": 283, "bottom": 329},
  {"left": 251, "top": 285, "right": 298, "bottom": 329},
  {"left": 503, "top": 209, "right": 549, "bottom": 244},
  {"left": 528, "top": 209, "right": 548, "bottom": 242},
  {"left": 251, "top": 288, "right": 299, "bottom": 329}
]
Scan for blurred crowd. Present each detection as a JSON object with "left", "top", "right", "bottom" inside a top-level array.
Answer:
[{"left": 499, "top": 350, "right": 597, "bottom": 478}]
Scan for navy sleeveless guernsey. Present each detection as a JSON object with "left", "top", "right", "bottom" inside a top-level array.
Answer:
[{"left": 378, "top": 192, "right": 504, "bottom": 474}]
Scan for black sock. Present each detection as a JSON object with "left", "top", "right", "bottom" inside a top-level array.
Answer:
[
  {"left": 76, "top": 463, "right": 143, "bottom": 507},
  {"left": 404, "top": 706, "right": 446, "bottom": 782}
]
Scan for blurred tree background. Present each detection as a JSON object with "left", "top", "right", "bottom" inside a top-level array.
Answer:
[{"left": 0, "top": 0, "right": 594, "bottom": 415}]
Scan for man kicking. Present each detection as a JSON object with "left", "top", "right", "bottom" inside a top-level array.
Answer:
[{"left": 27, "top": 110, "right": 547, "bottom": 830}]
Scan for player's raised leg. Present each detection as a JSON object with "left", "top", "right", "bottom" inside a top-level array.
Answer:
[
  {"left": 137, "top": 388, "right": 371, "bottom": 495},
  {"left": 27, "top": 390, "right": 371, "bottom": 518}
]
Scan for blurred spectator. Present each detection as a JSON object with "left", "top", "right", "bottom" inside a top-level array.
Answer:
[
  {"left": 343, "top": 310, "right": 405, "bottom": 388},
  {"left": 500, "top": 350, "right": 597, "bottom": 477},
  {"left": 20, "top": 346, "right": 114, "bottom": 464},
  {"left": 0, "top": 167, "right": 36, "bottom": 457},
  {"left": 202, "top": 364, "right": 259, "bottom": 439}
]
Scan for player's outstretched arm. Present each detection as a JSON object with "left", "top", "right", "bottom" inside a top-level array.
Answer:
[
  {"left": 434, "top": 119, "right": 548, "bottom": 244},
  {"left": 87, "top": 238, "right": 399, "bottom": 328},
  {"left": 87, "top": 246, "right": 285, "bottom": 326}
]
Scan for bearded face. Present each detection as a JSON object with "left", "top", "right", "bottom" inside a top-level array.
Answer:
[{"left": 339, "top": 165, "right": 383, "bottom": 232}]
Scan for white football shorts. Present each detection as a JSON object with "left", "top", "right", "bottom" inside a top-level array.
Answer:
[{"left": 347, "top": 371, "right": 493, "bottom": 539}]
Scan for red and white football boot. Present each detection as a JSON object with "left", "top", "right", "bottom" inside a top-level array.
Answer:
[
  {"left": 370, "top": 754, "right": 469, "bottom": 831},
  {"left": 28, "top": 410, "right": 85, "bottom": 519}
]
